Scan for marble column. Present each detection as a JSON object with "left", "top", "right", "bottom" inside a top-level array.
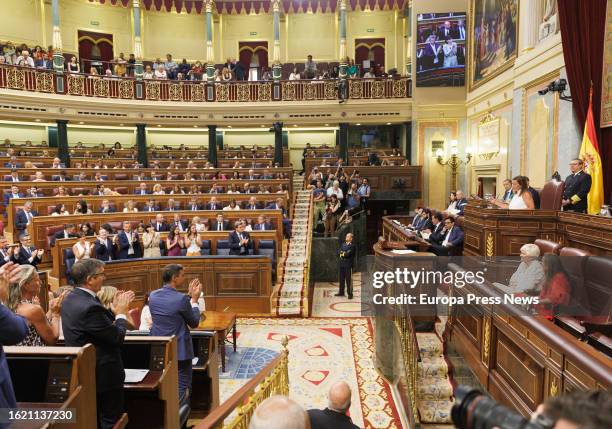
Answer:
[
  {"left": 405, "top": 3, "right": 412, "bottom": 78},
  {"left": 136, "top": 124, "right": 148, "bottom": 167},
  {"left": 133, "top": 0, "right": 144, "bottom": 78},
  {"left": 272, "top": 0, "right": 282, "bottom": 81},
  {"left": 205, "top": 0, "right": 215, "bottom": 82},
  {"left": 521, "top": 0, "right": 543, "bottom": 51},
  {"left": 208, "top": 125, "right": 218, "bottom": 166},
  {"left": 51, "top": 0, "right": 64, "bottom": 72},
  {"left": 56, "top": 120, "right": 70, "bottom": 168},
  {"left": 338, "top": 0, "right": 348, "bottom": 78}
]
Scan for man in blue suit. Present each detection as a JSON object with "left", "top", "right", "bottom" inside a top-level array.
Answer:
[
  {"left": 149, "top": 264, "right": 203, "bottom": 401},
  {"left": 116, "top": 221, "right": 140, "bottom": 259},
  {"left": 3, "top": 185, "right": 23, "bottom": 207},
  {"left": 0, "top": 263, "right": 29, "bottom": 428},
  {"left": 429, "top": 217, "right": 464, "bottom": 256},
  {"left": 14, "top": 201, "right": 38, "bottom": 237}
]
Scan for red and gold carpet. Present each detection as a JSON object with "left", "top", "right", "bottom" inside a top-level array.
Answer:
[{"left": 222, "top": 317, "right": 403, "bottom": 428}]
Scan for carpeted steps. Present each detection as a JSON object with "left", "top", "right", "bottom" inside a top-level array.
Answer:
[
  {"left": 415, "top": 319, "right": 454, "bottom": 425},
  {"left": 276, "top": 174, "right": 313, "bottom": 316}
]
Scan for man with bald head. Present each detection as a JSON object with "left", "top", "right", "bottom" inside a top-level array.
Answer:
[
  {"left": 249, "top": 395, "right": 308, "bottom": 429},
  {"left": 308, "top": 381, "right": 359, "bottom": 428}
]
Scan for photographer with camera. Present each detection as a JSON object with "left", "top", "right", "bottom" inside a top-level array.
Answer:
[{"left": 452, "top": 385, "right": 611, "bottom": 429}]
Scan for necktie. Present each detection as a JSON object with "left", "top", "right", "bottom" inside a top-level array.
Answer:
[
  {"left": 26, "top": 247, "right": 31, "bottom": 256},
  {"left": 26, "top": 212, "right": 32, "bottom": 221},
  {"left": 218, "top": 222, "right": 222, "bottom": 231}
]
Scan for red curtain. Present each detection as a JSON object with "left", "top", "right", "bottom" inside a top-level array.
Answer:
[
  {"left": 355, "top": 38, "right": 385, "bottom": 74},
  {"left": 238, "top": 41, "right": 269, "bottom": 71},
  {"left": 558, "top": 0, "right": 611, "bottom": 202}
]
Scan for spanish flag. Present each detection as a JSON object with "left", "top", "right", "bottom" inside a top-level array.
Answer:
[{"left": 579, "top": 89, "right": 604, "bottom": 214}]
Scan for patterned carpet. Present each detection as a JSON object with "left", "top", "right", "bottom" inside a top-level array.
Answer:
[
  {"left": 311, "top": 273, "right": 363, "bottom": 317},
  {"left": 217, "top": 318, "right": 403, "bottom": 428}
]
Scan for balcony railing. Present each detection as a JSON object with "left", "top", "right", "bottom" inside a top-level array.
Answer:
[{"left": 0, "top": 64, "right": 412, "bottom": 102}]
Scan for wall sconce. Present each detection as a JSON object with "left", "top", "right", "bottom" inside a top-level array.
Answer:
[{"left": 435, "top": 140, "right": 472, "bottom": 191}]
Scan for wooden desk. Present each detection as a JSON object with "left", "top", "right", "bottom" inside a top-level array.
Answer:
[
  {"left": 5, "top": 345, "right": 97, "bottom": 429},
  {"left": 198, "top": 311, "right": 237, "bottom": 373}
]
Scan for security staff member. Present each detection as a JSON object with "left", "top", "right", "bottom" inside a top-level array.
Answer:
[
  {"left": 562, "top": 158, "right": 592, "bottom": 213},
  {"left": 335, "top": 233, "right": 356, "bottom": 299}
]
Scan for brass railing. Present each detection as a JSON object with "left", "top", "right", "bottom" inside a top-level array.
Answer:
[
  {"left": 0, "top": 64, "right": 411, "bottom": 102},
  {"left": 394, "top": 311, "right": 420, "bottom": 427},
  {"left": 196, "top": 337, "right": 289, "bottom": 429}
]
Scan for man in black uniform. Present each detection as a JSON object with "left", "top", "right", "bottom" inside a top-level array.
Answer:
[
  {"left": 336, "top": 233, "right": 356, "bottom": 299},
  {"left": 562, "top": 158, "right": 592, "bottom": 213}
]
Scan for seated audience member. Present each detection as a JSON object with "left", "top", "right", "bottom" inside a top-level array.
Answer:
[
  {"left": 15, "top": 202, "right": 38, "bottom": 237},
  {"left": 73, "top": 200, "right": 92, "bottom": 215},
  {"left": 249, "top": 396, "right": 308, "bottom": 429},
  {"left": 454, "top": 190, "right": 468, "bottom": 215},
  {"left": 308, "top": 381, "right": 359, "bottom": 429},
  {"left": 13, "top": 235, "right": 44, "bottom": 267},
  {"left": 152, "top": 213, "right": 169, "bottom": 232},
  {"left": 96, "top": 286, "right": 137, "bottom": 330},
  {"left": 98, "top": 199, "right": 115, "bottom": 213},
  {"left": 532, "top": 254, "right": 571, "bottom": 319},
  {"left": 26, "top": 186, "right": 42, "bottom": 198},
  {"left": 446, "top": 191, "right": 458, "bottom": 214},
  {"left": 135, "top": 182, "right": 149, "bottom": 195},
  {"left": 229, "top": 221, "right": 252, "bottom": 255},
  {"left": 245, "top": 196, "right": 261, "bottom": 210},
  {"left": 117, "top": 221, "right": 140, "bottom": 259},
  {"left": 52, "top": 203, "right": 70, "bottom": 216},
  {"left": 213, "top": 213, "right": 229, "bottom": 231},
  {"left": 491, "top": 176, "right": 534, "bottom": 210},
  {"left": 187, "top": 197, "right": 201, "bottom": 211},
  {"left": 143, "top": 199, "right": 159, "bottom": 212},
  {"left": 123, "top": 199, "right": 138, "bottom": 213},
  {"left": 206, "top": 197, "right": 220, "bottom": 210},
  {"left": 52, "top": 224, "right": 77, "bottom": 246},
  {"left": 143, "top": 224, "right": 162, "bottom": 258},
  {"left": 94, "top": 229, "right": 114, "bottom": 262},
  {"left": 72, "top": 233, "right": 92, "bottom": 263},
  {"left": 32, "top": 172, "right": 46, "bottom": 182},
  {"left": 4, "top": 185, "right": 23, "bottom": 206},
  {"left": 500, "top": 179, "right": 514, "bottom": 202},
  {"left": 7, "top": 265, "right": 64, "bottom": 346},
  {"left": 185, "top": 224, "right": 202, "bottom": 256},
  {"left": 166, "top": 225, "right": 184, "bottom": 256},
  {"left": 138, "top": 293, "right": 153, "bottom": 330},
  {"left": 253, "top": 215, "right": 272, "bottom": 231},
  {"left": 4, "top": 156, "right": 21, "bottom": 168},
  {"left": 494, "top": 243, "right": 544, "bottom": 294},
  {"left": 80, "top": 222, "right": 95, "bottom": 237},
  {"left": 422, "top": 212, "right": 445, "bottom": 243},
  {"left": 428, "top": 216, "right": 464, "bottom": 256},
  {"left": 6, "top": 169, "right": 20, "bottom": 182},
  {"left": 171, "top": 213, "right": 188, "bottom": 232},
  {"left": 166, "top": 198, "right": 179, "bottom": 211},
  {"left": 152, "top": 183, "right": 165, "bottom": 195},
  {"left": 223, "top": 199, "right": 241, "bottom": 211},
  {"left": 192, "top": 216, "right": 208, "bottom": 232}
]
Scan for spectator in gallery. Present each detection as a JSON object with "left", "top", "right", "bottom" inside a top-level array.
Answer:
[
  {"left": 304, "top": 55, "right": 317, "bottom": 79},
  {"left": 127, "top": 53, "right": 135, "bottom": 76},
  {"left": 67, "top": 56, "right": 80, "bottom": 73},
  {"left": 154, "top": 64, "right": 168, "bottom": 80},
  {"left": 289, "top": 67, "right": 301, "bottom": 81},
  {"left": 363, "top": 67, "right": 376, "bottom": 78},
  {"left": 347, "top": 58, "right": 358, "bottom": 78},
  {"left": 221, "top": 67, "right": 232, "bottom": 81},
  {"left": 188, "top": 61, "right": 204, "bottom": 81},
  {"left": 15, "top": 50, "right": 34, "bottom": 67},
  {"left": 143, "top": 65, "right": 154, "bottom": 79},
  {"left": 113, "top": 53, "right": 127, "bottom": 76},
  {"left": 178, "top": 58, "right": 191, "bottom": 77},
  {"left": 324, "top": 194, "right": 341, "bottom": 237},
  {"left": 165, "top": 54, "right": 178, "bottom": 79},
  {"left": 153, "top": 57, "right": 163, "bottom": 70}
]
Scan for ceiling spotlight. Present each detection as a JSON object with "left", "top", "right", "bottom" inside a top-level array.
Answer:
[
  {"left": 119, "top": 123, "right": 124, "bottom": 126},
  {"left": 325, "top": 123, "right": 330, "bottom": 126},
  {"left": 386, "top": 122, "right": 392, "bottom": 125},
  {"left": 156, "top": 124, "right": 162, "bottom": 127},
  {"left": 260, "top": 125, "right": 265, "bottom": 127},
  {"left": 356, "top": 123, "right": 361, "bottom": 126},
  {"left": 78, "top": 121, "right": 84, "bottom": 125},
  {"left": 228, "top": 125, "right": 232, "bottom": 128},
  {"left": 35, "top": 119, "right": 41, "bottom": 122},
  {"left": 293, "top": 124, "right": 298, "bottom": 127},
  {"left": 193, "top": 125, "right": 198, "bottom": 128}
]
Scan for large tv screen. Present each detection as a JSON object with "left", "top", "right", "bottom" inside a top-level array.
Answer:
[{"left": 416, "top": 12, "right": 466, "bottom": 87}]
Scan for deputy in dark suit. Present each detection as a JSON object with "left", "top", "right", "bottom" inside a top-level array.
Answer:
[
  {"left": 0, "top": 237, "right": 13, "bottom": 268},
  {"left": 116, "top": 221, "right": 139, "bottom": 259},
  {"left": 0, "top": 262, "right": 29, "bottom": 426},
  {"left": 149, "top": 264, "right": 202, "bottom": 401},
  {"left": 134, "top": 183, "right": 149, "bottom": 195},
  {"left": 143, "top": 199, "right": 160, "bottom": 212},
  {"left": 308, "top": 381, "right": 359, "bottom": 429},
  {"left": 500, "top": 179, "right": 514, "bottom": 203},
  {"left": 426, "top": 213, "right": 446, "bottom": 245},
  {"left": 5, "top": 169, "right": 20, "bottom": 182},
  {"left": 244, "top": 196, "right": 262, "bottom": 210},
  {"left": 455, "top": 190, "right": 468, "bottom": 216},
  {"left": 187, "top": 199, "right": 202, "bottom": 211},
  {"left": 171, "top": 214, "right": 188, "bottom": 232},
  {"left": 228, "top": 221, "right": 252, "bottom": 255},
  {"left": 152, "top": 214, "right": 170, "bottom": 232},
  {"left": 98, "top": 200, "right": 116, "bottom": 213},
  {"left": 212, "top": 214, "right": 229, "bottom": 231},
  {"left": 51, "top": 224, "right": 78, "bottom": 246},
  {"left": 429, "top": 217, "right": 464, "bottom": 256},
  {"left": 15, "top": 202, "right": 38, "bottom": 237},
  {"left": 93, "top": 229, "right": 115, "bottom": 262},
  {"left": 14, "top": 234, "right": 44, "bottom": 267},
  {"left": 3, "top": 185, "right": 23, "bottom": 207},
  {"left": 206, "top": 198, "right": 220, "bottom": 211},
  {"left": 253, "top": 215, "right": 272, "bottom": 231},
  {"left": 61, "top": 259, "right": 134, "bottom": 429},
  {"left": 336, "top": 233, "right": 356, "bottom": 299},
  {"left": 562, "top": 158, "right": 592, "bottom": 213}
]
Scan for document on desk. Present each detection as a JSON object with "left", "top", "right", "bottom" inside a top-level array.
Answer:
[
  {"left": 391, "top": 249, "right": 416, "bottom": 254},
  {"left": 124, "top": 369, "right": 149, "bottom": 383}
]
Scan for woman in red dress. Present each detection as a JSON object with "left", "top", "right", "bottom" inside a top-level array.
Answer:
[{"left": 534, "top": 254, "right": 571, "bottom": 319}]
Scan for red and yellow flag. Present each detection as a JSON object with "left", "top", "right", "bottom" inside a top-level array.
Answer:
[{"left": 579, "top": 90, "right": 604, "bottom": 214}]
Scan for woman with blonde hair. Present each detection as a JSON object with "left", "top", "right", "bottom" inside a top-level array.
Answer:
[
  {"left": 123, "top": 199, "right": 138, "bottom": 212},
  {"left": 7, "top": 265, "right": 65, "bottom": 346},
  {"left": 72, "top": 232, "right": 92, "bottom": 263},
  {"left": 152, "top": 183, "right": 165, "bottom": 195},
  {"left": 97, "top": 286, "right": 137, "bottom": 329}
]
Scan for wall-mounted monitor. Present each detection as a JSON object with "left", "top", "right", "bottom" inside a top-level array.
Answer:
[{"left": 416, "top": 12, "right": 466, "bottom": 87}]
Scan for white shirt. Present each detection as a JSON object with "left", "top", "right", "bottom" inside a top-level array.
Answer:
[
  {"left": 509, "top": 193, "right": 528, "bottom": 209},
  {"left": 77, "top": 287, "right": 126, "bottom": 320},
  {"left": 327, "top": 187, "right": 343, "bottom": 200},
  {"left": 442, "top": 227, "right": 453, "bottom": 247},
  {"left": 139, "top": 305, "right": 152, "bottom": 331}
]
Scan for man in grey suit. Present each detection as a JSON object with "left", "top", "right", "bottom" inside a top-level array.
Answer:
[{"left": 149, "top": 264, "right": 203, "bottom": 401}]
